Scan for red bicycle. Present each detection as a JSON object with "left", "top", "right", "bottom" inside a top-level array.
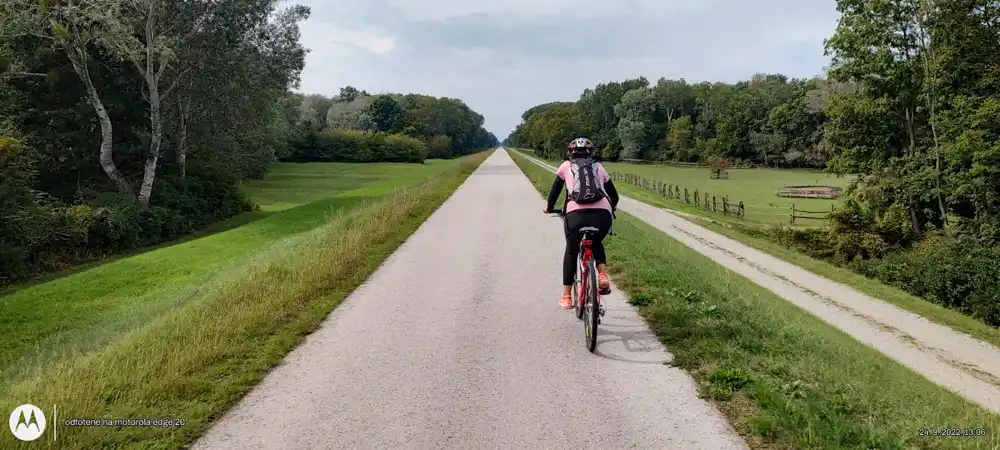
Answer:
[{"left": 550, "top": 209, "right": 613, "bottom": 352}]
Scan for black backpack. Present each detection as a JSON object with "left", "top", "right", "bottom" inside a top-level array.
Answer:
[{"left": 567, "top": 157, "right": 607, "bottom": 204}]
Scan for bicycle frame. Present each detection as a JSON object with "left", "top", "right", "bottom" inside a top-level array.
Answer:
[{"left": 576, "top": 234, "right": 599, "bottom": 312}]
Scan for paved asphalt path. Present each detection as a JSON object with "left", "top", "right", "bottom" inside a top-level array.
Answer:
[{"left": 193, "top": 150, "right": 746, "bottom": 449}]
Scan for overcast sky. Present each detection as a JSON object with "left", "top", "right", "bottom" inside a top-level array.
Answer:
[{"left": 293, "top": 0, "right": 840, "bottom": 139}]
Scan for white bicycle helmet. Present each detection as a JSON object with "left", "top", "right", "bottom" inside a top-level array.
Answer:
[{"left": 568, "top": 137, "right": 595, "bottom": 155}]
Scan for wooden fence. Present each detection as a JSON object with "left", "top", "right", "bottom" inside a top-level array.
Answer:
[
  {"left": 789, "top": 204, "right": 835, "bottom": 224},
  {"left": 620, "top": 158, "right": 759, "bottom": 169},
  {"left": 611, "top": 172, "right": 834, "bottom": 225},
  {"left": 612, "top": 172, "right": 746, "bottom": 219}
]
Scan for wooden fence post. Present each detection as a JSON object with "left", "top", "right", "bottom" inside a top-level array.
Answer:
[
  {"left": 694, "top": 190, "right": 700, "bottom": 206},
  {"left": 712, "top": 196, "right": 717, "bottom": 212},
  {"left": 790, "top": 204, "right": 796, "bottom": 224},
  {"left": 684, "top": 188, "right": 690, "bottom": 204},
  {"left": 738, "top": 201, "right": 745, "bottom": 219}
]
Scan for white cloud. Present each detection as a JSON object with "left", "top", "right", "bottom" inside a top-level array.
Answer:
[
  {"left": 300, "top": 18, "right": 396, "bottom": 56},
  {"left": 386, "top": 0, "right": 623, "bottom": 21},
  {"left": 384, "top": 0, "right": 712, "bottom": 21},
  {"left": 330, "top": 28, "right": 395, "bottom": 55}
]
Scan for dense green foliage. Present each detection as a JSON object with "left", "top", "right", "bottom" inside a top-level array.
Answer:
[
  {"left": 507, "top": 0, "right": 1000, "bottom": 326},
  {"left": 284, "top": 129, "right": 428, "bottom": 163},
  {"left": 505, "top": 75, "right": 834, "bottom": 167},
  {"left": 0, "top": 1, "right": 496, "bottom": 287},
  {"left": 282, "top": 90, "right": 498, "bottom": 162}
]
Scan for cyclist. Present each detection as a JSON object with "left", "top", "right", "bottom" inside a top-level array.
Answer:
[{"left": 541, "top": 137, "right": 620, "bottom": 310}]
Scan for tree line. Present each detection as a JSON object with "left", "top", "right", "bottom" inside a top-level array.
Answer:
[
  {"left": 505, "top": 75, "right": 837, "bottom": 169},
  {"left": 0, "top": 0, "right": 495, "bottom": 286},
  {"left": 507, "top": 0, "right": 1000, "bottom": 325},
  {"left": 280, "top": 86, "right": 498, "bottom": 163}
]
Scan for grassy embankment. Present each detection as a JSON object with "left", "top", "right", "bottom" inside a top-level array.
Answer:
[
  {"left": 0, "top": 152, "right": 489, "bottom": 449},
  {"left": 510, "top": 147, "right": 1000, "bottom": 353},
  {"left": 510, "top": 149, "right": 999, "bottom": 449}
]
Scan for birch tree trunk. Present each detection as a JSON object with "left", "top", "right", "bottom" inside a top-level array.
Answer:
[
  {"left": 65, "top": 44, "right": 132, "bottom": 197},
  {"left": 178, "top": 96, "right": 189, "bottom": 179},
  {"left": 136, "top": 0, "right": 163, "bottom": 210}
]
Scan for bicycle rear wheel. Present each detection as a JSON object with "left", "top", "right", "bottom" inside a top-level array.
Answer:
[
  {"left": 573, "top": 255, "right": 584, "bottom": 320},
  {"left": 583, "top": 259, "right": 599, "bottom": 352}
]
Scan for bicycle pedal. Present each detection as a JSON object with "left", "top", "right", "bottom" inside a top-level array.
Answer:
[{"left": 598, "top": 288, "right": 611, "bottom": 295}]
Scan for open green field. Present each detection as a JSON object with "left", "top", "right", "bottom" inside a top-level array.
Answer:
[
  {"left": 0, "top": 154, "right": 484, "bottom": 449},
  {"left": 510, "top": 149, "right": 1000, "bottom": 449},
  {"left": 602, "top": 161, "right": 853, "bottom": 226}
]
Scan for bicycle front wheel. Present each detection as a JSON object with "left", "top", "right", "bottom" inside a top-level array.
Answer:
[{"left": 584, "top": 259, "right": 599, "bottom": 352}]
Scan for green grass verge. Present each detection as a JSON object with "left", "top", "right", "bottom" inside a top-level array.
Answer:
[
  {"left": 509, "top": 149, "right": 999, "bottom": 449},
  {"left": 0, "top": 152, "right": 488, "bottom": 449}
]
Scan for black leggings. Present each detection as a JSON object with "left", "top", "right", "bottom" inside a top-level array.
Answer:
[{"left": 563, "top": 209, "right": 613, "bottom": 286}]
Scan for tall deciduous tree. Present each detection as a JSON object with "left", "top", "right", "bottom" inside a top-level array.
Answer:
[
  {"left": 1, "top": 0, "right": 133, "bottom": 196},
  {"left": 361, "top": 95, "right": 404, "bottom": 133}
]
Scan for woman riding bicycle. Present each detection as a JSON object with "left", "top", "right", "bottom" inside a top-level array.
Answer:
[{"left": 541, "top": 137, "right": 620, "bottom": 310}]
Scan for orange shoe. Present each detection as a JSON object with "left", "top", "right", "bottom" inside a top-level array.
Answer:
[
  {"left": 559, "top": 295, "right": 573, "bottom": 310},
  {"left": 598, "top": 273, "right": 611, "bottom": 294}
]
